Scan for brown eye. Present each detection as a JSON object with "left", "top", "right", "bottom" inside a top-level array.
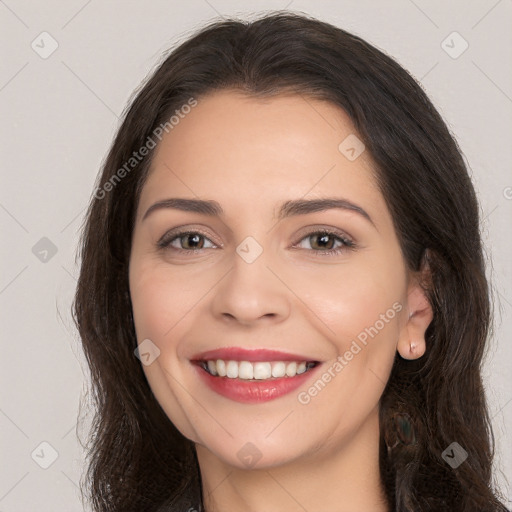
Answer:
[
  {"left": 293, "top": 230, "right": 355, "bottom": 256},
  {"left": 308, "top": 233, "right": 337, "bottom": 250},
  {"left": 157, "top": 231, "right": 216, "bottom": 252},
  {"left": 179, "top": 233, "right": 205, "bottom": 250}
]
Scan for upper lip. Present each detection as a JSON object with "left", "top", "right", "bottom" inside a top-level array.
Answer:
[{"left": 191, "top": 347, "right": 318, "bottom": 363}]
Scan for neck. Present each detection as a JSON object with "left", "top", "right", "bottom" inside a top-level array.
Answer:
[{"left": 196, "top": 408, "right": 389, "bottom": 512}]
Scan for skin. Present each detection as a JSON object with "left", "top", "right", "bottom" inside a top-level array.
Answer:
[{"left": 129, "top": 89, "right": 433, "bottom": 512}]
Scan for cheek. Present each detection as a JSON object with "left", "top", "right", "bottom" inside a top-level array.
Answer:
[
  {"left": 294, "top": 250, "right": 406, "bottom": 394},
  {"left": 128, "top": 257, "right": 207, "bottom": 442},
  {"left": 295, "top": 262, "right": 405, "bottom": 423},
  {"left": 129, "top": 257, "right": 207, "bottom": 341},
  {"left": 130, "top": 269, "right": 169, "bottom": 341},
  {"left": 292, "top": 257, "right": 405, "bottom": 342}
]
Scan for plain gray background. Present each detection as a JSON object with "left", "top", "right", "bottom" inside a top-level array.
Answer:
[{"left": 1, "top": 0, "right": 511, "bottom": 510}]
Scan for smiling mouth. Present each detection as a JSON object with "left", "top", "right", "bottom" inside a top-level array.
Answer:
[{"left": 196, "top": 359, "right": 319, "bottom": 381}]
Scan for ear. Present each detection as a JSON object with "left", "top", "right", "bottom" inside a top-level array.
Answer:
[{"left": 397, "top": 272, "right": 434, "bottom": 360}]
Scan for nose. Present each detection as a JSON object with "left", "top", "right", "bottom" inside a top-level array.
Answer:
[{"left": 210, "top": 249, "right": 291, "bottom": 327}]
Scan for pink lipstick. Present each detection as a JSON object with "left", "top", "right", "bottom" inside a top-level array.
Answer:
[{"left": 191, "top": 347, "right": 321, "bottom": 403}]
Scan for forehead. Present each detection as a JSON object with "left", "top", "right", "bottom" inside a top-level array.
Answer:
[{"left": 137, "top": 90, "right": 384, "bottom": 222}]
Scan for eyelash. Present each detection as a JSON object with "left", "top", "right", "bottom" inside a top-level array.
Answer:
[{"left": 156, "top": 228, "right": 356, "bottom": 257}]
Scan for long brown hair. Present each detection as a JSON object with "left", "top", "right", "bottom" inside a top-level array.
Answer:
[{"left": 73, "top": 11, "right": 509, "bottom": 511}]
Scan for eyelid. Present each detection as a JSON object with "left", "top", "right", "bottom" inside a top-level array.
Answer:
[
  {"left": 156, "top": 225, "right": 222, "bottom": 249},
  {"left": 156, "top": 224, "right": 357, "bottom": 254},
  {"left": 291, "top": 224, "right": 355, "bottom": 246}
]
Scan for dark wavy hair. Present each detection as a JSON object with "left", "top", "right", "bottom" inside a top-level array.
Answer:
[{"left": 72, "top": 11, "right": 509, "bottom": 512}]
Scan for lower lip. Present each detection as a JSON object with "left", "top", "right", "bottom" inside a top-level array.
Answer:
[{"left": 193, "top": 363, "right": 321, "bottom": 403}]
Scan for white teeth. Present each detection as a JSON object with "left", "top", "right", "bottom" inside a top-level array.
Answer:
[
  {"left": 216, "top": 359, "right": 226, "bottom": 377},
  {"left": 203, "top": 359, "right": 314, "bottom": 380},
  {"left": 286, "top": 362, "right": 297, "bottom": 377},
  {"left": 207, "top": 360, "right": 217, "bottom": 376},
  {"left": 271, "top": 361, "right": 286, "bottom": 378},
  {"left": 226, "top": 360, "right": 239, "bottom": 378},
  {"left": 238, "top": 361, "right": 254, "bottom": 380},
  {"left": 253, "top": 362, "right": 272, "bottom": 380}
]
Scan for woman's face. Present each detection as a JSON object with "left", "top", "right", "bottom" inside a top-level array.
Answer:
[{"left": 129, "top": 89, "right": 423, "bottom": 469}]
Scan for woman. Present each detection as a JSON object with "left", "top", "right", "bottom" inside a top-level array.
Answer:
[{"left": 73, "top": 11, "right": 509, "bottom": 512}]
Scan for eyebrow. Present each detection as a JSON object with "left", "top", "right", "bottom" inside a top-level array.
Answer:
[{"left": 142, "top": 197, "right": 375, "bottom": 227}]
